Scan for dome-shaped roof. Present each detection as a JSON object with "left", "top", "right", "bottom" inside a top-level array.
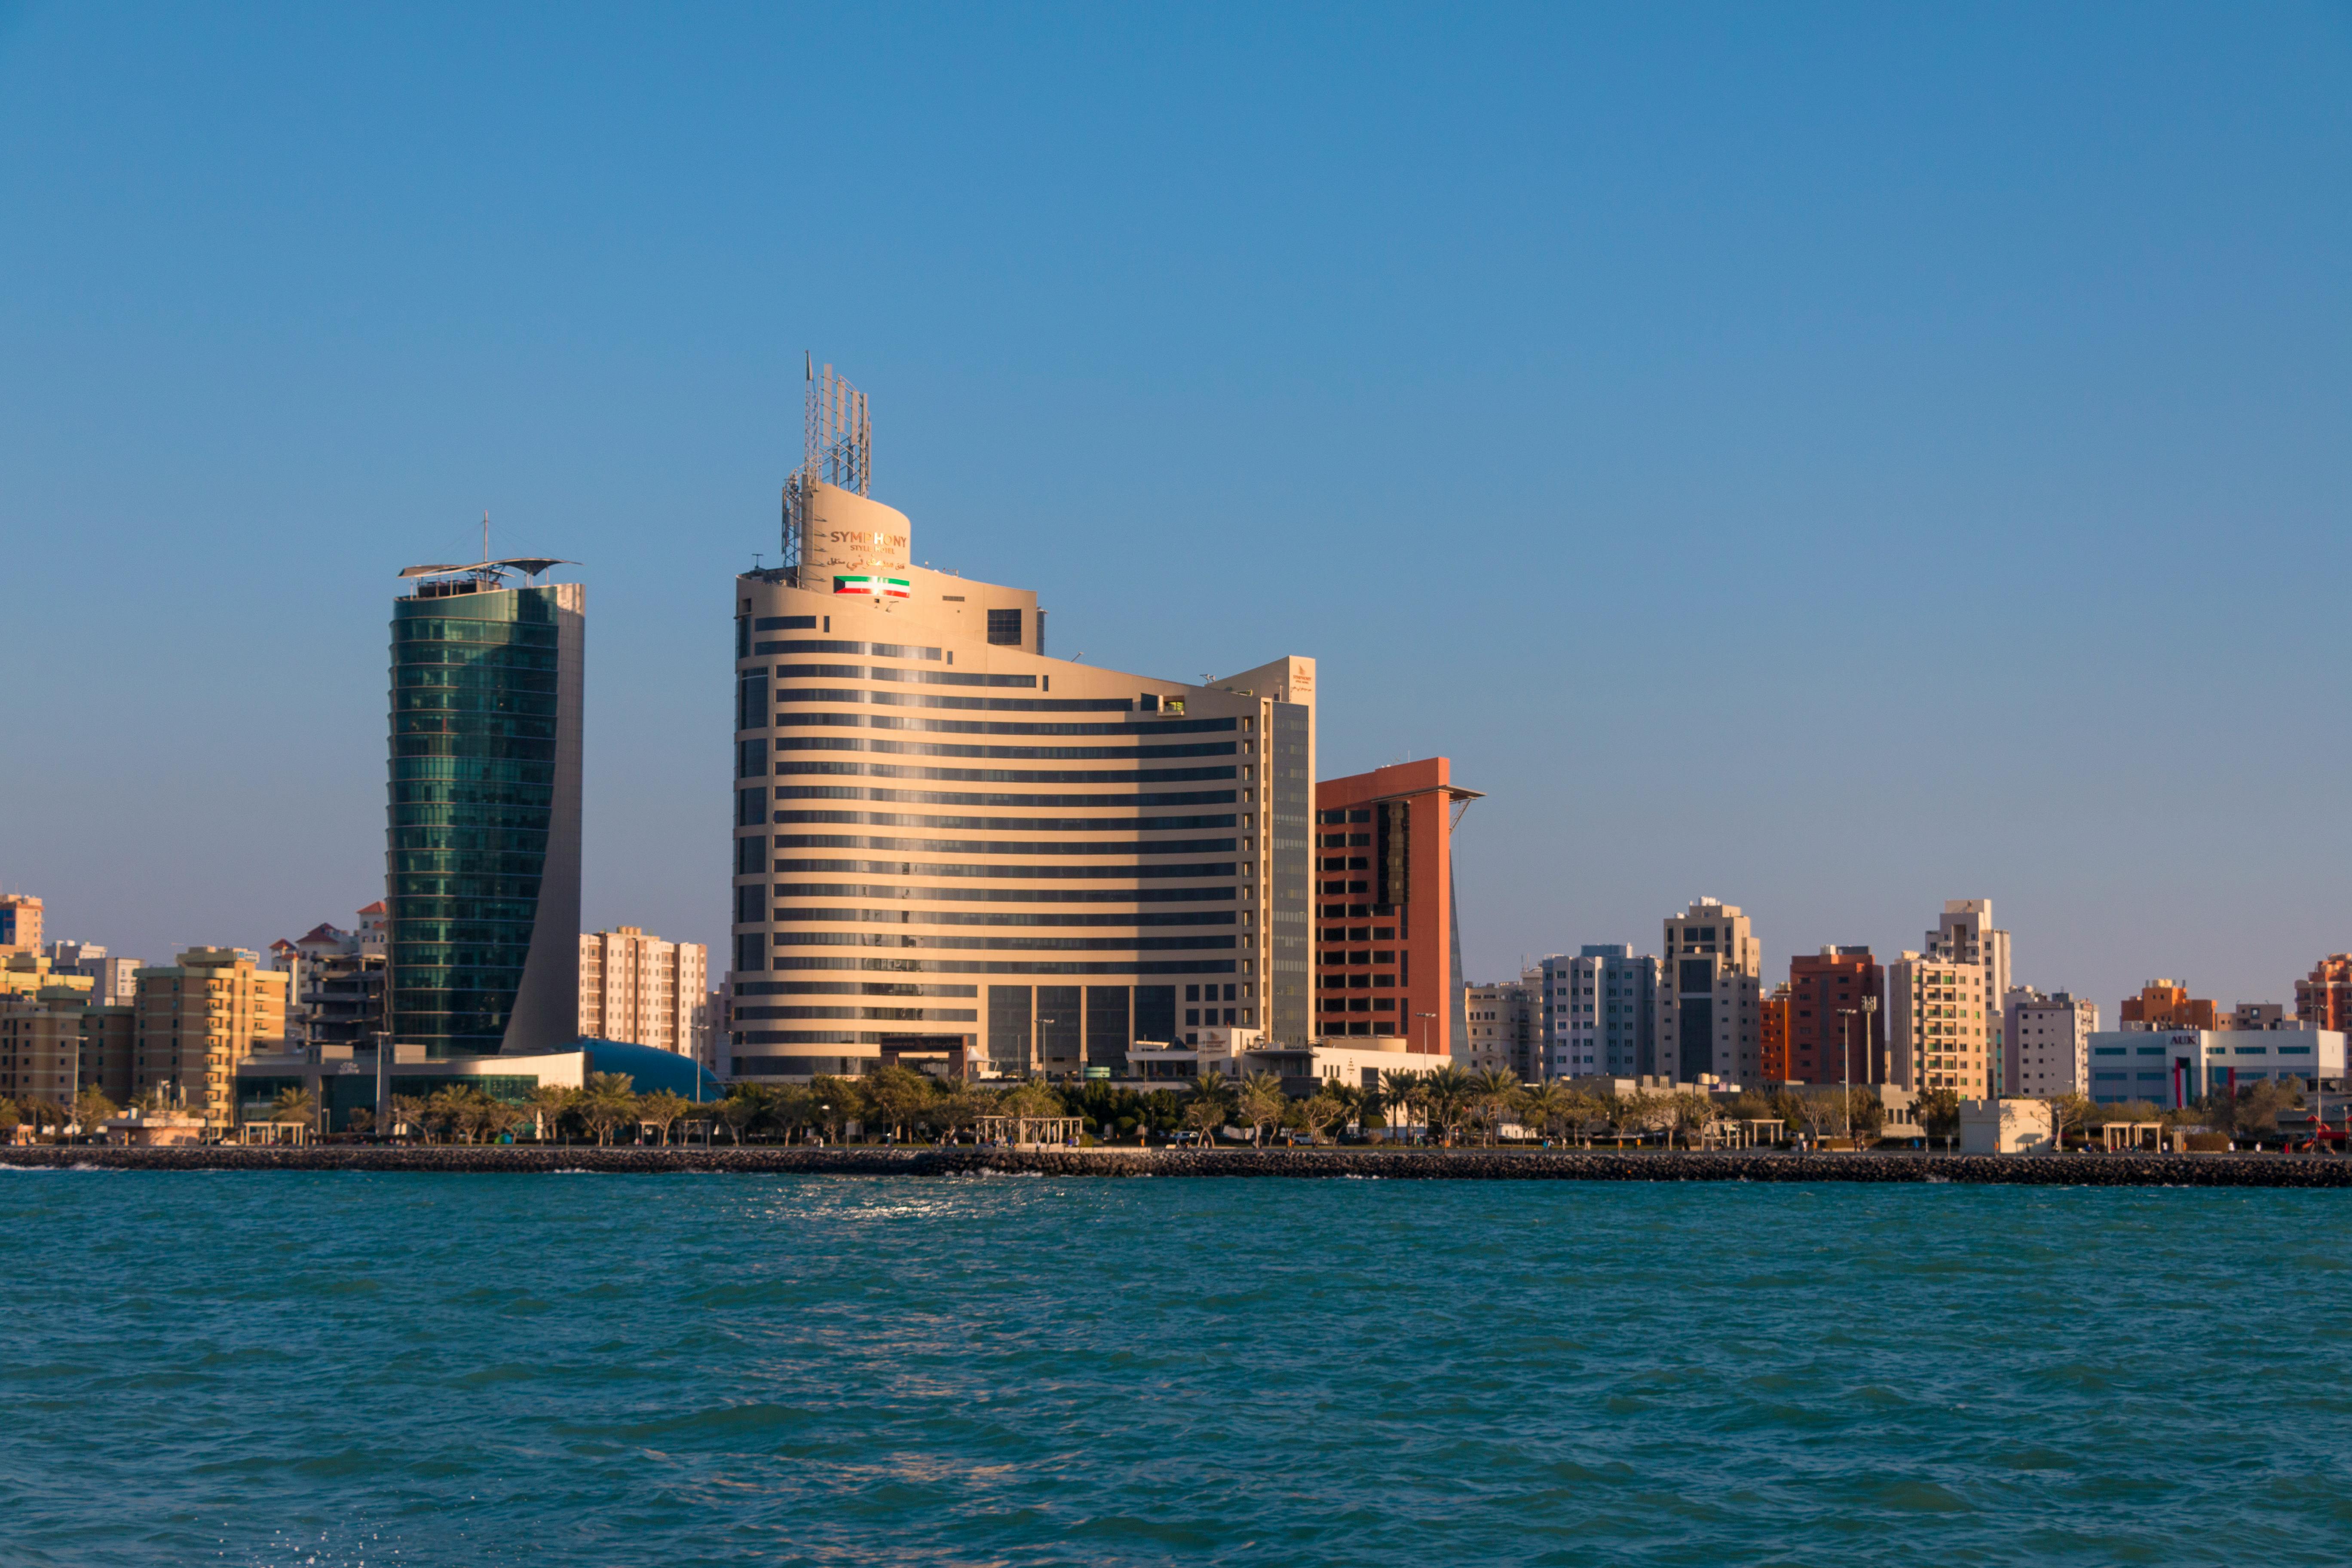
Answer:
[{"left": 579, "top": 1038, "right": 726, "bottom": 1099}]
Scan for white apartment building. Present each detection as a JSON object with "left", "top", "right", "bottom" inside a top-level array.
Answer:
[
  {"left": 2003, "top": 986, "right": 2098, "bottom": 1096},
  {"left": 1541, "top": 945, "right": 1660, "bottom": 1080},
  {"left": 1887, "top": 951, "right": 1990, "bottom": 1095},
  {"left": 580, "top": 926, "right": 710, "bottom": 1063},
  {"left": 1461, "top": 972, "right": 1540, "bottom": 1078},
  {"left": 1926, "top": 899, "right": 2012, "bottom": 1087},
  {"left": 1657, "top": 899, "right": 1761, "bottom": 1087}
]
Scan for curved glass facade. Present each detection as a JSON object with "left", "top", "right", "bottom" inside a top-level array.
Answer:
[{"left": 388, "top": 582, "right": 582, "bottom": 1056}]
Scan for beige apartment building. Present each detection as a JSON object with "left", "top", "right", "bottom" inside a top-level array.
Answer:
[
  {"left": 729, "top": 367, "right": 1314, "bottom": 1082},
  {"left": 1657, "top": 899, "right": 1763, "bottom": 1086},
  {"left": 579, "top": 926, "right": 710, "bottom": 1062},
  {"left": 1461, "top": 972, "right": 1540, "bottom": 1078},
  {"left": 132, "top": 948, "right": 291, "bottom": 1129},
  {"left": 0, "top": 889, "right": 43, "bottom": 956},
  {"left": 1926, "top": 899, "right": 2012, "bottom": 1087},
  {"left": 2004, "top": 986, "right": 2098, "bottom": 1096},
  {"left": 1888, "top": 951, "right": 1989, "bottom": 1095}
]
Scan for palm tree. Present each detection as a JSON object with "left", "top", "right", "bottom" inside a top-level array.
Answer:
[
  {"left": 576, "top": 1072, "right": 640, "bottom": 1146},
  {"left": 527, "top": 1083, "right": 576, "bottom": 1144},
  {"left": 714, "top": 1084, "right": 770, "bottom": 1145},
  {"left": 1378, "top": 1070, "right": 1421, "bottom": 1143},
  {"left": 425, "top": 1086, "right": 475, "bottom": 1143},
  {"left": 269, "top": 1086, "right": 318, "bottom": 1137},
  {"left": 1182, "top": 1072, "right": 1231, "bottom": 1144},
  {"left": 1519, "top": 1080, "right": 1575, "bottom": 1144},
  {"left": 637, "top": 1090, "right": 692, "bottom": 1146},
  {"left": 1421, "top": 1065, "right": 1473, "bottom": 1147},
  {"left": 1469, "top": 1067, "right": 1521, "bottom": 1146},
  {"left": 390, "top": 1094, "right": 429, "bottom": 1142},
  {"left": 468, "top": 1091, "right": 522, "bottom": 1144},
  {"left": 1237, "top": 1071, "right": 1286, "bottom": 1147}
]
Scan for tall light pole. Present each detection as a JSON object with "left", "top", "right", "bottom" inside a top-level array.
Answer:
[{"left": 1838, "top": 1008, "right": 1856, "bottom": 1142}]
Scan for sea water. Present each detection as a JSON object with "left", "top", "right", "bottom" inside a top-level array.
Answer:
[{"left": 1, "top": 1170, "right": 2347, "bottom": 1565}]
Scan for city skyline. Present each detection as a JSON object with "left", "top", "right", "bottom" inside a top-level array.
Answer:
[{"left": 5, "top": 7, "right": 2349, "bottom": 1019}]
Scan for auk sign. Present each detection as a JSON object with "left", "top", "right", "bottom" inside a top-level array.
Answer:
[{"left": 833, "top": 575, "right": 911, "bottom": 599}]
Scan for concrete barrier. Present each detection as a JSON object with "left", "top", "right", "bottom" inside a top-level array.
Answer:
[{"left": 2, "top": 1145, "right": 2349, "bottom": 1185}]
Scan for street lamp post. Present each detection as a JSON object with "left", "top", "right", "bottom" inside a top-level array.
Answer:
[
  {"left": 1415, "top": 1012, "right": 1440, "bottom": 1141},
  {"left": 1838, "top": 1008, "right": 1856, "bottom": 1142}
]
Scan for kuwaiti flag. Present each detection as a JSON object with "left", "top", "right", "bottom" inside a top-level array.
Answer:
[{"left": 833, "top": 575, "right": 912, "bottom": 598}]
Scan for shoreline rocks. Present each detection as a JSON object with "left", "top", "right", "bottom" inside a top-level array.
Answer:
[{"left": 4, "top": 1145, "right": 2351, "bottom": 1185}]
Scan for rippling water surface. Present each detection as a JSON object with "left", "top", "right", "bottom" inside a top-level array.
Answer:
[{"left": 3, "top": 1170, "right": 2350, "bottom": 1565}]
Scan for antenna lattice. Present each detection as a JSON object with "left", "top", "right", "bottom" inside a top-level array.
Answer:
[{"left": 781, "top": 358, "right": 871, "bottom": 581}]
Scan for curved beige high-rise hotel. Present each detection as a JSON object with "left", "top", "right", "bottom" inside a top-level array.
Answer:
[{"left": 728, "top": 368, "right": 1314, "bottom": 1081}]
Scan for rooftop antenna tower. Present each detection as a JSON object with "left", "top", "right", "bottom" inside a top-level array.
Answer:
[{"left": 780, "top": 354, "right": 871, "bottom": 581}]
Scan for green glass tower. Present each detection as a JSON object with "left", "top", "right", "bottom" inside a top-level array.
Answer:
[{"left": 386, "top": 562, "right": 583, "bottom": 1057}]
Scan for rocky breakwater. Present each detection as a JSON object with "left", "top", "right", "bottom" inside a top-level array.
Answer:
[{"left": 6, "top": 1145, "right": 2352, "bottom": 1185}]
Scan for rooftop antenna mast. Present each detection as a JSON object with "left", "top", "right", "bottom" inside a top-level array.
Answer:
[{"left": 780, "top": 353, "right": 871, "bottom": 583}]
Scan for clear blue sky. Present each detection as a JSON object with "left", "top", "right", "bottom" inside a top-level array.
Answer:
[{"left": 3, "top": 3, "right": 2347, "bottom": 1018}]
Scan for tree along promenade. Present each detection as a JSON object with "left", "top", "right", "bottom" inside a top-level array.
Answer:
[{"left": 9, "top": 1145, "right": 2352, "bottom": 1185}]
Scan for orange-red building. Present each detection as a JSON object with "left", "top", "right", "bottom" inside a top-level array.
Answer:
[
  {"left": 1760, "top": 983, "right": 1792, "bottom": 1081},
  {"left": 1313, "top": 758, "right": 1479, "bottom": 1056},
  {"left": 2120, "top": 979, "right": 2219, "bottom": 1032},
  {"left": 1785, "top": 946, "right": 1886, "bottom": 1084},
  {"left": 2295, "top": 956, "right": 2352, "bottom": 1032}
]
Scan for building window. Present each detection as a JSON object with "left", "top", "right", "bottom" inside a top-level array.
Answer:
[{"left": 987, "top": 609, "right": 1023, "bottom": 646}]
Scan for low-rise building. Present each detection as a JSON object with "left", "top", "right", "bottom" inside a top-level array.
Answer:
[
  {"left": 2086, "top": 1029, "right": 2348, "bottom": 1108},
  {"left": 2003, "top": 987, "right": 2098, "bottom": 1096},
  {"left": 1960, "top": 1098, "right": 2055, "bottom": 1155},
  {"left": 2294, "top": 956, "right": 2352, "bottom": 1032}
]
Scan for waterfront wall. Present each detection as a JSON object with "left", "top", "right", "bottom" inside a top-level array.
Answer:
[{"left": 7, "top": 1145, "right": 2352, "bottom": 1186}]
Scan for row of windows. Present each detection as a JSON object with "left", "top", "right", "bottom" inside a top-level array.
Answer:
[
  {"left": 772, "top": 834, "right": 1237, "bottom": 858},
  {"left": 766, "top": 932, "right": 1236, "bottom": 952},
  {"left": 730, "top": 942, "right": 1238, "bottom": 977},
  {"left": 1321, "top": 950, "right": 1397, "bottom": 966},
  {"left": 775, "top": 736, "right": 1238, "bottom": 763},
  {"left": 768, "top": 881, "right": 1236, "bottom": 904},
  {"left": 777, "top": 761, "right": 1240, "bottom": 787},
  {"left": 754, "top": 639, "right": 945, "bottom": 660},
  {"left": 1317, "top": 808, "right": 1374, "bottom": 824},
  {"left": 760, "top": 907, "right": 1235, "bottom": 928},
  {"left": 769, "top": 857, "right": 1235, "bottom": 882},
  {"left": 735, "top": 1006, "right": 980, "bottom": 1023},
  {"left": 1321, "top": 998, "right": 1398, "bottom": 1013},
  {"left": 1323, "top": 975, "right": 1396, "bottom": 991},
  {"left": 773, "top": 813, "right": 1238, "bottom": 834},
  {"left": 738, "top": 981, "right": 980, "bottom": 996},
  {"left": 780, "top": 690, "right": 1133, "bottom": 714},
  {"left": 769, "top": 663, "right": 1031, "bottom": 687},
  {"left": 771, "top": 785, "right": 1237, "bottom": 809}
]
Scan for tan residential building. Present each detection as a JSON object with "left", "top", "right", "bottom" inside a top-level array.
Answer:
[
  {"left": 2, "top": 952, "right": 93, "bottom": 1002},
  {"left": 0, "top": 890, "right": 43, "bottom": 956},
  {"left": 579, "top": 926, "right": 710, "bottom": 1061},
  {"left": 1657, "top": 898, "right": 1763, "bottom": 1086},
  {"left": 2003, "top": 986, "right": 2098, "bottom": 1096},
  {"left": 1925, "top": 899, "right": 2012, "bottom": 1085},
  {"left": 1888, "top": 951, "right": 1989, "bottom": 1095},
  {"left": 1461, "top": 971, "right": 1540, "bottom": 1078},
  {"left": 729, "top": 365, "right": 1315, "bottom": 1083},
  {"left": 0, "top": 987, "right": 92, "bottom": 1105},
  {"left": 132, "top": 948, "right": 291, "bottom": 1130}
]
